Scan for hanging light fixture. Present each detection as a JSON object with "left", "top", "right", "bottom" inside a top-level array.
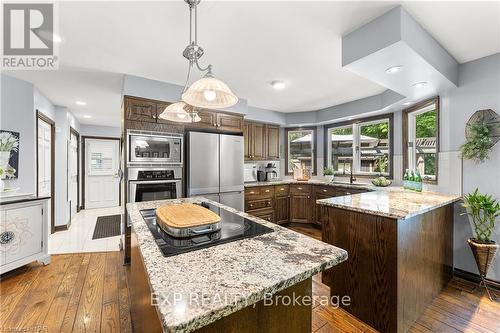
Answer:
[{"left": 159, "top": 0, "right": 238, "bottom": 122}]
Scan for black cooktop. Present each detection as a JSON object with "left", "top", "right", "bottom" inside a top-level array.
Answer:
[{"left": 140, "top": 202, "right": 274, "bottom": 257}]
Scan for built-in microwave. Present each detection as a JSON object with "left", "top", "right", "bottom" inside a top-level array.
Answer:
[{"left": 127, "top": 130, "right": 182, "bottom": 165}]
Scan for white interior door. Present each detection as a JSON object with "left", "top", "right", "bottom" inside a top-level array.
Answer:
[
  {"left": 69, "top": 132, "right": 78, "bottom": 219},
  {"left": 85, "top": 139, "right": 120, "bottom": 209},
  {"left": 37, "top": 119, "right": 51, "bottom": 230}
]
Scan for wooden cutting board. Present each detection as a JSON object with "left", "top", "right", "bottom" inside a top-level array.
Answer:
[{"left": 156, "top": 203, "right": 221, "bottom": 229}]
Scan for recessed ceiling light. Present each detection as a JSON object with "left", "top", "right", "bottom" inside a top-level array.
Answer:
[
  {"left": 75, "top": 101, "right": 87, "bottom": 106},
  {"left": 402, "top": 101, "right": 413, "bottom": 106},
  {"left": 413, "top": 82, "right": 428, "bottom": 88},
  {"left": 270, "top": 80, "right": 286, "bottom": 90},
  {"left": 83, "top": 115, "right": 92, "bottom": 119},
  {"left": 385, "top": 65, "right": 403, "bottom": 74},
  {"left": 53, "top": 34, "right": 62, "bottom": 43}
]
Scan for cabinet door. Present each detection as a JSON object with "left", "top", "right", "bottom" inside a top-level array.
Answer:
[
  {"left": 290, "top": 194, "right": 311, "bottom": 223},
  {"left": 266, "top": 125, "right": 280, "bottom": 160},
  {"left": 243, "top": 122, "right": 252, "bottom": 160},
  {"left": 125, "top": 98, "right": 157, "bottom": 123},
  {"left": 275, "top": 195, "right": 290, "bottom": 225},
  {"left": 252, "top": 209, "right": 275, "bottom": 223},
  {"left": 189, "top": 109, "right": 217, "bottom": 129},
  {"left": 216, "top": 113, "right": 244, "bottom": 133},
  {"left": 3, "top": 205, "right": 43, "bottom": 264},
  {"left": 314, "top": 193, "right": 331, "bottom": 226},
  {"left": 251, "top": 123, "right": 266, "bottom": 160}
]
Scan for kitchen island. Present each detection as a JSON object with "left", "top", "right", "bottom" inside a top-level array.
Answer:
[
  {"left": 317, "top": 189, "right": 461, "bottom": 333},
  {"left": 127, "top": 197, "right": 348, "bottom": 333}
]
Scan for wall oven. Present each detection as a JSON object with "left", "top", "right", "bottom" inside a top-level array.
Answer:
[
  {"left": 127, "top": 130, "right": 182, "bottom": 165},
  {"left": 128, "top": 167, "right": 182, "bottom": 203}
]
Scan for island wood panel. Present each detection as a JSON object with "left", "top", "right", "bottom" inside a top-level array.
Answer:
[
  {"left": 397, "top": 204, "right": 454, "bottom": 333},
  {"left": 321, "top": 207, "right": 398, "bottom": 333},
  {"left": 130, "top": 229, "right": 163, "bottom": 333},
  {"left": 194, "top": 278, "right": 312, "bottom": 333},
  {"left": 321, "top": 204, "right": 455, "bottom": 333}
]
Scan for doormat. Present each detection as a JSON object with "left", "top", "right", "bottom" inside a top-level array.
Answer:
[{"left": 92, "top": 215, "right": 121, "bottom": 239}]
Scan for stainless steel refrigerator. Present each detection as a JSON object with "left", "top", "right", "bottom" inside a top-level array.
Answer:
[{"left": 186, "top": 131, "right": 244, "bottom": 210}]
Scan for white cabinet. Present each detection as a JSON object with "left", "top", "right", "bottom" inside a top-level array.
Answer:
[{"left": 0, "top": 198, "right": 50, "bottom": 274}]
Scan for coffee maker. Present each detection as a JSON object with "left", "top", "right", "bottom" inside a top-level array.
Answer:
[{"left": 265, "top": 163, "right": 278, "bottom": 181}]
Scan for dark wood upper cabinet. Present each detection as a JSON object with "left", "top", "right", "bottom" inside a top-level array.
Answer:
[
  {"left": 187, "top": 109, "right": 217, "bottom": 129},
  {"left": 125, "top": 97, "right": 158, "bottom": 123},
  {"left": 266, "top": 125, "right": 280, "bottom": 160},
  {"left": 216, "top": 113, "right": 244, "bottom": 132},
  {"left": 244, "top": 121, "right": 280, "bottom": 161},
  {"left": 251, "top": 123, "right": 266, "bottom": 160}
]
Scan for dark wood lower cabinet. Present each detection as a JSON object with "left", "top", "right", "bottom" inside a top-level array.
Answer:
[
  {"left": 289, "top": 194, "right": 311, "bottom": 223},
  {"left": 274, "top": 195, "right": 290, "bottom": 224},
  {"left": 321, "top": 204, "right": 454, "bottom": 333},
  {"left": 314, "top": 193, "right": 331, "bottom": 225}
]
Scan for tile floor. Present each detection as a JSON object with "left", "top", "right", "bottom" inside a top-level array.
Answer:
[{"left": 48, "top": 206, "right": 123, "bottom": 254}]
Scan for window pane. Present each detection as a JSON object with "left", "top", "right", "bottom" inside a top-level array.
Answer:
[
  {"left": 359, "top": 121, "right": 390, "bottom": 174},
  {"left": 288, "top": 130, "right": 314, "bottom": 173},
  {"left": 415, "top": 110, "right": 437, "bottom": 180},
  {"left": 329, "top": 127, "right": 353, "bottom": 174}
]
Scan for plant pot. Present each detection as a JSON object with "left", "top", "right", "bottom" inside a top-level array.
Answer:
[
  {"left": 324, "top": 175, "right": 334, "bottom": 182},
  {"left": 468, "top": 238, "right": 499, "bottom": 277},
  {"left": 0, "top": 151, "right": 10, "bottom": 171}
]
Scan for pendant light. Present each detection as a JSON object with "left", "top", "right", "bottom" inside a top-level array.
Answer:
[{"left": 159, "top": 0, "right": 237, "bottom": 122}]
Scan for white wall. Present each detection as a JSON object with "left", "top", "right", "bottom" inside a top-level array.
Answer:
[
  {"left": 34, "top": 87, "right": 56, "bottom": 121},
  {"left": 80, "top": 124, "right": 121, "bottom": 138},
  {"left": 0, "top": 74, "right": 36, "bottom": 194}
]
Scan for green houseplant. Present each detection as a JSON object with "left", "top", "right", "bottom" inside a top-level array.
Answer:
[
  {"left": 323, "top": 167, "right": 334, "bottom": 182},
  {"left": 460, "top": 122, "right": 494, "bottom": 163},
  {"left": 461, "top": 189, "right": 500, "bottom": 300}
]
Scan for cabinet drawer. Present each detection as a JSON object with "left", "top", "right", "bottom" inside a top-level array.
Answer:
[
  {"left": 275, "top": 184, "right": 289, "bottom": 197},
  {"left": 290, "top": 184, "right": 312, "bottom": 195},
  {"left": 246, "top": 198, "right": 273, "bottom": 211},
  {"left": 245, "top": 186, "right": 274, "bottom": 200},
  {"left": 249, "top": 209, "right": 275, "bottom": 223},
  {"left": 315, "top": 186, "right": 336, "bottom": 197}
]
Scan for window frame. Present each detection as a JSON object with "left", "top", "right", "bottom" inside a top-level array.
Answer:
[
  {"left": 402, "top": 96, "right": 440, "bottom": 184},
  {"left": 285, "top": 127, "right": 317, "bottom": 176},
  {"left": 323, "top": 113, "right": 394, "bottom": 179}
]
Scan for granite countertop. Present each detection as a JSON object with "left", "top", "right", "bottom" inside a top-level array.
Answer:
[
  {"left": 316, "top": 189, "right": 461, "bottom": 220},
  {"left": 127, "top": 197, "right": 348, "bottom": 333},
  {"left": 244, "top": 179, "right": 375, "bottom": 191}
]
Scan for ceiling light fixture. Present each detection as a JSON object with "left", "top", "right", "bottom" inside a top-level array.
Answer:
[
  {"left": 413, "top": 82, "right": 428, "bottom": 88},
  {"left": 75, "top": 101, "right": 87, "bottom": 106},
  {"left": 385, "top": 65, "right": 403, "bottom": 74},
  {"left": 402, "top": 101, "right": 413, "bottom": 106},
  {"left": 160, "top": 0, "right": 238, "bottom": 123},
  {"left": 53, "top": 34, "right": 62, "bottom": 43},
  {"left": 271, "top": 80, "right": 286, "bottom": 90},
  {"left": 83, "top": 115, "right": 92, "bottom": 119}
]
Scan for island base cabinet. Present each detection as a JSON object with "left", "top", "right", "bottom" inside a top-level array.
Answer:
[
  {"left": 321, "top": 205, "right": 453, "bottom": 333},
  {"left": 129, "top": 229, "right": 313, "bottom": 333},
  {"left": 195, "top": 277, "right": 312, "bottom": 333}
]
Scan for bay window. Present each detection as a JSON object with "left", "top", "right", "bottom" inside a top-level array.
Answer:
[{"left": 325, "top": 115, "right": 393, "bottom": 177}]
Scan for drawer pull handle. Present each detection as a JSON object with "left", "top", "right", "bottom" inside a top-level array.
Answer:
[
  {"left": 249, "top": 191, "right": 255, "bottom": 194},
  {"left": 265, "top": 189, "right": 270, "bottom": 193},
  {"left": 0, "top": 231, "right": 15, "bottom": 245},
  {"left": 298, "top": 187, "right": 302, "bottom": 190},
  {"left": 323, "top": 189, "right": 327, "bottom": 192},
  {"left": 346, "top": 192, "right": 351, "bottom": 195},
  {"left": 280, "top": 188, "right": 285, "bottom": 191},
  {"left": 249, "top": 204, "right": 253, "bottom": 207}
]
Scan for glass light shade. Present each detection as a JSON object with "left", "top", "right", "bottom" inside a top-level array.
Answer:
[
  {"left": 182, "top": 76, "right": 238, "bottom": 109},
  {"left": 159, "top": 102, "right": 199, "bottom": 123}
]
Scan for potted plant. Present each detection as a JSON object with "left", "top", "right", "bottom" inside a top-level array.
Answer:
[
  {"left": 323, "top": 167, "right": 334, "bottom": 182},
  {"left": 460, "top": 121, "right": 494, "bottom": 163},
  {"left": 0, "top": 131, "right": 18, "bottom": 171},
  {"left": 462, "top": 188, "right": 500, "bottom": 300}
]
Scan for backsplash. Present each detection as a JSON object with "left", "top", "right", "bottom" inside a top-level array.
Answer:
[{"left": 244, "top": 161, "right": 280, "bottom": 182}]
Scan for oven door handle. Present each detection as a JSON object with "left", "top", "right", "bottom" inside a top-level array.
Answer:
[{"left": 129, "top": 180, "right": 181, "bottom": 185}]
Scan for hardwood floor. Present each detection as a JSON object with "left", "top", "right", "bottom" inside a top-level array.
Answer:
[
  {"left": 0, "top": 252, "right": 132, "bottom": 333},
  {"left": 289, "top": 224, "right": 500, "bottom": 333},
  {"left": 1, "top": 227, "right": 499, "bottom": 333}
]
